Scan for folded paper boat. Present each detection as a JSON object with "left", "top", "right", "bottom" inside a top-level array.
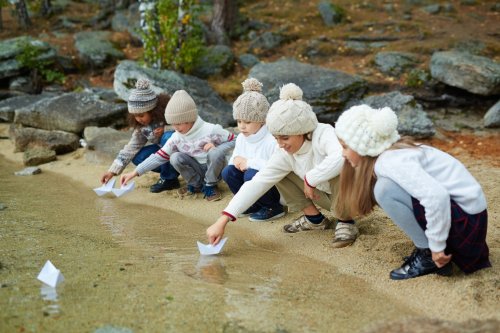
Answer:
[{"left": 37, "top": 260, "right": 64, "bottom": 288}]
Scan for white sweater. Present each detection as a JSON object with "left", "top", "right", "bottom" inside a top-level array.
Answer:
[
  {"left": 135, "top": 117, "right": 235, "bottom": 176},
  {"left": 228, "top": 125, "right": 277, "bottom": 171},
  {"left": 375, "top": 146, "right": 487, "bottom": 252},
  {"left": 224, "top": 123, "right": 344, "bottom": 218}
]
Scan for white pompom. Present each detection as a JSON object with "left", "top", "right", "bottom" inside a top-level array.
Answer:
[
  {"left": 135, "top": 78, "right": 150, "bottom": 90},
  {"left": 242, "top": 78, "right": 263, "bottom": 92},
  {"left": 371, "top": 107, "right": 398, "bottom": 135},
  {"left": 279, "top": 83, "right": 303, "bottom": 100}
]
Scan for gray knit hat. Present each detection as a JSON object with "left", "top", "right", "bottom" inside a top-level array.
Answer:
[
  {"left": 233, "top": 78, "right": 270, "bottom": 123},
  {"left": 266, "top": 83, "right": 318, "bottom": 135},
  {"left": 164, "top": 90, "right": 198, "bottom": 124},
  {"left": 127, "top": 78, "right": 158, "bottom": 114}
]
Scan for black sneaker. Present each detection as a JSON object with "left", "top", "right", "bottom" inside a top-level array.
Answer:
[
  {"left": 248, "top": 206, "right": 285, "bottom": 222},
  {"left": 150, "top": 178, "right": 180, "bottom": 193},
  {"left": 390, "top": 248, "right": 452, "bottom": 280}
]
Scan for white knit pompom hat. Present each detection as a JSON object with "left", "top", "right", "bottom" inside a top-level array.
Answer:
[
  {"left": 335, "top": 104, "right": 400, "bottom": 157},
  {"left": 233, "top": 78, "right": 270, "bottom": 123},
  {"left": 266, "top": 83, "right": 318, "bottom": 135}
]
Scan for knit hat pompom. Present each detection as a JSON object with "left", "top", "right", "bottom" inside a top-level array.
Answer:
[
  {"left": 279, "top": 83, "right": 303, "bottom": 101},
  {"left": 164, "top": 90, "right": 198, "bottom": 124},
  {"left": 233, "top": 78, "right": 269, "bottom": 123},
  {"left": 370, "top": 106, "right": 398, "bottom": 136},
  {"left": 127, "top": 78, "right": 158, "bottom": 114},
  {"left": 335, "top": 104, "right": 400, "bottom": 157},
  {"left": 266, "top": 83, "right": 318, "bottom": 136},
  {"left": 242, "top": 78, "right": 263, "bottom": 93}
]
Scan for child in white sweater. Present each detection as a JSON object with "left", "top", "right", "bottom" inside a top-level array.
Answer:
[
  {"left": 121, "top": 90, "right": 235, "bottom": 201},
  {"left": 222, "top": 78, "right": 284, "bottom": 222},
  {"left": 334, "top": 104, "right": 490, "bottom": 280},
  {"left": 207, "top": 83, "right": 358, "bottom": 247}
]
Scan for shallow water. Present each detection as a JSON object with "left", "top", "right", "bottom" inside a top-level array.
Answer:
[{"left": 0, "top": 157, "right": 416, "bottom": 332}]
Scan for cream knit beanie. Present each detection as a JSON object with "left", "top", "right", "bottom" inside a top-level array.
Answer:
[
  {"left": 127, "top": 78, "right": 158, "bottom": 114},
  {"left": 266, "top": 83, "right": 318, "bottom": 136},
  {"left": 164, "top": 90, "right": 198, "bottom": 124},
  {"left": 335, "top": 104, "right": 400, "bottom": 157},
  {"left": 232, "top": 78, "right": 270, "bottom": 123}
]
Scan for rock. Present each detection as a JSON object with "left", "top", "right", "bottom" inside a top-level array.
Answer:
[
  {"left": 359, "top": 91, "right": 435, "bottom": 138},
  {"left": 83, "top": 126, "right": 131, "bottom": 162},
  {"left": 111, "top": 4, "right": 142, "bottom": 45},
  {"left": 113, "top": 60, "right": 233, "bottom": 127},
  {"left": 23, "top": 148, "right": 56, "bottom": 166},
  {"left": 484, "top": 100, "right": 500, "bottom": 128},
  {"left": 248, "top": 32, "right": 289, "bottom": 55},
  {"left": 74, "top": 31, "right": 125, "bottom": 69},
  {"left": 9, "top": 125, "right": 80, "bottom": 154},
  {"left": 14, "top": 166, "right": 42, "bottom": 176},
  {"left": 0, "top": 203, "right": 5, "bottom": 210},
  {"left": 237, "top": 54, "right": 260, "bottom": 69},
  {"left": 249, "top": 59, "right": 367, "bottom": 122},
  {"left": 192, "top": 45, "right": 235, "bottom": 78},
  {"left": 14, "top": 92, "right": 127, "bottom": 134},
  {"left": 0, "top": 93, "right": 55, "bottom": 123},
  {"left": 317, "top": 1, "right": 345, "bottom": 27},
  {"left": 374, "top": 51, "right": 420, "bottom": 76},
  {"left": 430, "top": 51, "right": 500, "bottom": 96}
]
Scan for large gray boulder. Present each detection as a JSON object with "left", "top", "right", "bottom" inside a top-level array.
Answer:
[
  {"left": 113, "top": 60, "right": 233, "bottom": 127},
  {"left": 14, "top": 92, "right": 127, "bottom": 134},
  {"left": 249, "top": 59, "right": 367, "bottom": 122},
  {"left": 83, "top": 126, "right": 132, "bottom": 164},
  {"left": 360, "top": 91, "right": 435, "bottom": 138},
  {"left": 430, "top": 51, "right": 500, "bottom": 96},
  {"left": 0, "top": 93, "right": 55, "bottom": 122},
  {"left": 484, "top": 100, "right": 500, "bottom": 128},
  {"left": 9, "top": 125, "right": 80, "bottom": 154},
  {"left": 74, "top": 31, "right": 125, "bottom": 69}
]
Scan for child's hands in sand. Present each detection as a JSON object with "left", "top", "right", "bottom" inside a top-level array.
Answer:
[
  {"left": 121, "top": 171, "right": 138, "bottom": 186},
  {"left": 100, "top": 171, "right": 116, "bottom": 184},
  {"left": 207, "top": 215, "right": 231, "bottom": 245}
]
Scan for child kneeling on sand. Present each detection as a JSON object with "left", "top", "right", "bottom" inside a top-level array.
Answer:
[
  {"left": 207, "top": 83, "right": 358, "bottom": 247},
  {"left": 334, "top": 104, "right": 491, "bottom": 280},
  {"left": 222, "top": 78, "right": 284, "bottom": 222},
  {"left": 100, "top": 78, "right": 179, "bottom": 193},
  {"left": 121, "top": 89, "right": 235, "bottom": 201}
]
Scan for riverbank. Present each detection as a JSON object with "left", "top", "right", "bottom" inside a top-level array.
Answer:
[{"left": 1, "top": 123, "right": 499, "bottom": 331}]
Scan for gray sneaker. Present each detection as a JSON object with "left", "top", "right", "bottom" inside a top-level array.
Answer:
[
  {"left": 331, "top": 222, "right": 359, "bottom": 248},
  {"left": 283, "top": 215, "right": 333, "bottom": 233}
]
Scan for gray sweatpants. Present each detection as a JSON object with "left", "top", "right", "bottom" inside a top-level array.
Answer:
[
  {"left": 374, "top": 177, "right": 429, "bottom": 248},
  {"left": 169, "top": 141, "right": 235, "bottom": 188}
]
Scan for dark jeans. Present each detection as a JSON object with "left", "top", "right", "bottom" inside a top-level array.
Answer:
[
  {"left": 222, "top": 165, "right": 281, "bottom": 211},
  {"left": 132, "top": 130, "right": 179, "bottom": 180}
]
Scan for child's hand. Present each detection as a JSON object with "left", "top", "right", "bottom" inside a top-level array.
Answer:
[
  {"left": 100, "top": 172, "right": 115, "bottom": 184},
  {"left": 432, "top": 251, "right": 452, "bottom": 268},
  {"left": 303, "top": 181, "right": 319, "bottom": 200},
  {"left": 207, "top": 215, "right": 231, "bottom": 245},
  {"left": 233, "top": 156, "right": 248, "bottom": 171},
  {"left": 153, "top": 127, "right": 164, "bottom": 138},
  {"left": 120, "top": 171, "right": 138, "bottom": 186},
  {"left": 203, "top": 142, "right": 215, "bottom": 151}
]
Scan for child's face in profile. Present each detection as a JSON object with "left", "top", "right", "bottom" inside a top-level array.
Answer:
[
  {"left": 274, "top": 134, "right": 305, "bottom": 154},
  {"left": 340, "top": 140, "right": 362, "bottom": 168},
  {"left": 236, "top": 120, "right": 263, "bottom": 137},
  {"left": 133, "top": 112, "right": 152, "bottom": 126},
  {"left": 173, "top": 122, "right": 195, "bottom": 134}
]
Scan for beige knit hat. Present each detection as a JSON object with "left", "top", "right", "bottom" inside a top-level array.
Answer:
[
  {"left": 335, "top": 104, "right": 400, "bottom": 157},
  {"left": 233, "top": 78, "right": 270, "bottom": 123},
  {"left": 127, "top": 78, "right": 158, "bottom": 114},
  {"left": 164, "top": 90, "right": 198, "bottom": 124},
  {"left": 266, "top": 83, "right": 318, "bottom": 135}
]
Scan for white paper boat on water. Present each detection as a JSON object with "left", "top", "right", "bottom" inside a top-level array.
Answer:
[
  {"left": 93, "top": 178, "right": 116, "bottom": 196},
  {"left": 93, "top": 179, "right": 135, "bottom": 198},
  {"left": 37, "top": 260, "right": 64, "bottom": 288},
  {"left": 111, "top": 181, "right": 135, "bottom": 197},
  {"left": 197, "top": 237, "right": 228, "bottom": 255}
]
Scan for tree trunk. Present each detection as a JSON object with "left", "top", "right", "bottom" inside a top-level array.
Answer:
[
  {"left": 40, "top": 0, "right": 53, "bottom": 17},
  {"left": 211, "top": 0, "right": 238, "bottom": 45},
  {"left": 14, "top": 0, "right": 32, "bottom": 29},
  {"left": 0, "top": 7, "right": 3, "bottom": 31}
]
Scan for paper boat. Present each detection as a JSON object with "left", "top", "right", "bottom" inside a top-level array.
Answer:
[
  {"left": 37, "top": 260, "right": 64, "bottom": 288},
  {"left": 197, "top": 237, "right": 228, "bottom": 255},
  {"left": 111, "top": 181, "right": 135, "bottom": 197},
  {"left": 93, "top": 178, "right": 116, "bottom": 196}
]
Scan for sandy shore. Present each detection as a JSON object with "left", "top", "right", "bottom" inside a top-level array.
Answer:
[{"left": 1, "top": 123, "right": 498, "bottom": 329}]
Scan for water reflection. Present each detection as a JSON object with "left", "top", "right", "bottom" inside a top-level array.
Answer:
[
  {"left": 40, "top": 285, "right": 60, "bottom": 315},
  {"left": 194, "top": 256, "right": 228, "bottom": 285},
  {"left": 96, "top": 199, "right": 125, "bottom": 238}
]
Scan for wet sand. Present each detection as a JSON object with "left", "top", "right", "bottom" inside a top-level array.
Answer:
[{"left": 0, "top": 124, "right": 498, "bottom": 332}]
